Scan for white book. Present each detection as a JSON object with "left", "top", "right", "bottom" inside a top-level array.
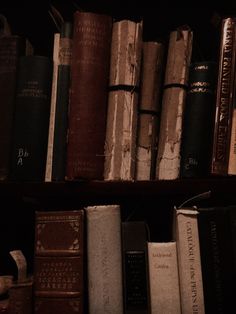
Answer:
[
  {"left": 85, "top": 205, "right": 123, "bottom": 314},
  {"left": 148, "top": 242, "right": 181, "bottom": 314}
]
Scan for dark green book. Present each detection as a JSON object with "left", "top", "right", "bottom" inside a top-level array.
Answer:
[
  {"left": 10, "top": 55, "right": 52, "bottom": 181},
  {"left": 180, "top": 61, "right": 217, "bottom": 178}
]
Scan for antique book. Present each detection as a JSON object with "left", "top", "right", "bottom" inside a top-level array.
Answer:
[
  {"left": 156, "top": 26, "right": 193, "bottom": 180},
  {"left": 66, "top": 11, "right": 112, "bottom": 180},
  {"left": 197, "top": 206, "right": 235, "bottom": 313},
  {"left": 211, "top": 17, "right": 236, "bottom": 175},
  {"left": 8, "top": 279, "right": 33, "bottom": 314},
  {"left": 174, "top": 208, "right": 205, "bottom": 314},
  {"left": 85, "top": 205, "right": 123, "bottom": 314},
  {"left": 34, "top": 210, "right": 84, "bottom": 314},
  {"left": 121, "top": 221, "right": 150, "bottom": 314},
  {"left": 180, "top": 61, "right": 217, "bottom": 178},
  {"left": 147, "top": 241, "right": 181, "bottom": 314},
  {"left": 136, "top": 41, "right": 165, "bottom": 180},
  {"left": 45, "top": 22, "right": 72, "bottom": 181},
  {"left": 10, "top": 55, "right": 52, "bottom": 181},
  {"left": 0, "top": 15, "right": 33, "bottom": 180},
  {"left": 104, "top": 19, "right": 143, "bottom": 181}
]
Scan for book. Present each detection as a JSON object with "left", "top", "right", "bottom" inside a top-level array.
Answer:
[
  {"left": 211, "top": 17, "right": 236, "bottom": 175},
  {"left": 156, "top": 25, "right": 193, "bottom": 180},
  {"left": 180, "top": 61, "right": 217, "bottom": 178},
  {"left": 65, "top": 11, "right": 112, "bottom": 180},
  {"left": 135, "top": 41, "right": 165, "bottom": 180},
  {"left": 85, "top": 205, "right": 123, "bottom": 314},
  {"left": 10, "top": 55, "right": 52, "bottom": 181},
  {"left": 121, "top": 221, "right": 150, "bottom": 314},
  {"left": 45, "top": 22, "right": 73, "bottom": 182},
  {"left": 147, "top": 241, "right": 181, "bottom": 314},
  {"left": 33, "top": 210, "right": 84, "bottom": 314},
  {"left": 104, "top": 19, "right": 143, "bottom": 181},
  {"left": 174, "top": 208, "right": 205, "bottom": 314}
]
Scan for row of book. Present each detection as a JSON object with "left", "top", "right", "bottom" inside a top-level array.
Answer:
[
  {"left": 0, "top": 11, "right": 235, "bottom": 182},
  {"left": 1, "top": 201, "right": 235, "bottom": 313}
]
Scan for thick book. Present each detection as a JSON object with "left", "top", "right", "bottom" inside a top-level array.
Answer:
[
  {"left": 66, "top": 11, "right": 112, "bottom": 180},
  {"left": 85, "top": 205, "right": 123, "bottom": 314},
  {"left": 174, "top": 208, "right": 205, "bottom": 314},
  {"left": 34, "top": 210, "right": 84, "bottom": 314},
  {"left": 10, "top": 55, "right": 52, "bottom": 181},
  {"left": 45, "top": 22, "right": 73, "bottom": 182},
  {"left": 211, "top": 17, "right": 236, "bottom": 175},
  {"left": 180, "top": 61, "right": 217, "bottom": 178},
  {"left": 8, "top": 279, "right": 33, "bottom": 314},
  {"left": 156, "top": 26, "right": 193, "bottom": 180},
  {"left": 136, "top": 41, "right": 165, "bottom": 180},
  {"left": 147, "top": 242, "right": 181, "bottom": 314},
  {"left": 197, "top": 206, "right": 235, "bottom": 313},
  {"left": 121, "top": 221, "right": 150, "bottom": 314},
  {"left": 104, "top": 19, "right": 143, "bottom": 181}
]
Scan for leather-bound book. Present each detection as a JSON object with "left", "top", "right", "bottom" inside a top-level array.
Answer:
[
  {"left": 34, "top": 210, "right": 84, "bottom": 314},
  {"left": 10, "top": 55, "right": 52, "bottom": 181},
  {"left": 8, "top": 279, "right": 33, "bottom": 314},
  {"left": 66, "top": 11, "right": 112, "bottom": 180},
  {"left": 180, "top": 61, "right": 217, "bottom": 178}
]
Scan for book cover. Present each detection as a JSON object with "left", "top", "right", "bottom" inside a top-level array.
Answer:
[
  {"left": 66, "top": 11, "right": 112, "bottom": 180},
  {"left": 34, "top": 210, "right": 84, "bottom": 314},
  {"left": 121, "top": 221, "right": 150, "bottom": 314},
  {"left": 10, "top": 55, "right": 52, "bottom": 181},
  {"left": 180, "top": 61, "right": 217, "bottom": 178},
  {"left": 85, "top": 205, "right": 123, "bottom": 314}
]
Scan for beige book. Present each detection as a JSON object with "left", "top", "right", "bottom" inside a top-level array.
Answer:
[
  {"left": 85, "top": 205, "right": 123, "bottom": 314},
  {"left": 174, "top": 208, "right": 205, "bottom": 314},
  {"left": 136, "top": 41, "right": 164, "bottom": 180},
  {"left": 148, "top": 242, "right": 181, "bottom": 314},
  {"left": 156, "top": 26, "right": 193, "bottom": 180}
]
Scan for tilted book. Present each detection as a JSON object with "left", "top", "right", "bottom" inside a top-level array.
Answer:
[
  {"left": 156, "top": 26, "right": 193, "bottom": 180},
  {"left": 147, "top": 242, "right": 181, "bottom": 314},
  {"left": 66, "top": 11, "right": 112, "bottom": 180},
  {"left": 136, "top": 41, "right": 165, "bottom": 180},
  {"left": 34, "top": 210, "right": 84, "bottom": 314},
  {"left": 104, "top": 19, "right": 143, "bottom": 181},
  {"left": 85, "top": 205, "right": 123, "bottom": 314}
]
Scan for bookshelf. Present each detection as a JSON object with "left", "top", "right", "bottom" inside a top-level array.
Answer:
[{"left": 1, "top": 1, "right": 236, "bottom": 313}]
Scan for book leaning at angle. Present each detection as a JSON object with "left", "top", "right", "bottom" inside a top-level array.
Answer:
[{"left": 85, "top": 205, "right": 123, "bottom": 314}]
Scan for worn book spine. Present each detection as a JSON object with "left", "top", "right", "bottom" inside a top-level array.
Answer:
[
  {"left": 34, "top": 210, "right": 84, "bottom": 314},
  {"left": 174, "top": 208, "right": 205, "bottom": 314},
  {"left": 0, "top": 36, "right": 31, "bottom": 180},
  {"left": 156, "top": 26, "right": 193, "bottom": 180},
  {"left": 85, "top": 205, "right": 123, "bottom": 314},
  {"left": 10, "top": 55, "right": 52, "bottom": 181},
  {"left": 104, "top": 19, "right": 143, "bottom": 181},
  {"left": 147, "top": 242, "right": 181, "bottom": 314},
  {"left": 136, "top": 41, "right": 165, "bottom": 180},
  {"left": 45, "top": 22, "right": 73, "bottom": 182},
  {"left": 66, "top": 11, "right": 112, "bottom": 180},
  {"left": 121, "top": 221, "right": 150, "bottom": 314},
  {"left": 211, "top": 17, "right": 236, "bottom": 175},
  {"left": 180, "top": 61, "right": 217, "bottom": 178}
]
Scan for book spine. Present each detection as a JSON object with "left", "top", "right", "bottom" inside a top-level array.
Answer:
[
  {"left": 104, "top": 19, "right": 143, "bottom": 181},
  {"left": 8, "top": 279, "right": 33, "bottom": 314},
  {"left": 34, "top": 210, "right": 84, "bottom": 314},
  {"left": 147, "top": 242, "right": 181, "bottom": 314},
  {"left": 65, "top": 11, "right": 112, "bottom": 180},
  {"left": 180, "top": 62, "right": 217, "bottom": 178},
  {"left": 211, "top": 17, "right": 236, "bottom": 175},
  {"left": 10, "top": 55, "right": 52, "bottom": 181},
  {"left": 156, "top": 26, "right": 193, "bottom": 180},
  {"left": 121, "top": 221, "right": 150, "bottom": 314},
  {"left": 85, "top": 205, "right": 123, "bottom": 314},
  {"left": 175, "top": 209, "right": 205, "bottom": 314}
]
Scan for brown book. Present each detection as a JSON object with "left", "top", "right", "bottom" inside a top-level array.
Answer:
[
  {"left": 8, "top": 279, "right": 33, "bottom": 314},
  {"left": 34, "top": 210, "right": 84, "bottom": 314},
  {"left": 211, "top": 17, "right": 236, "bottom": 175},
  {"left": 66, "top": 11, "right": 112, "bottom": 180}
]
